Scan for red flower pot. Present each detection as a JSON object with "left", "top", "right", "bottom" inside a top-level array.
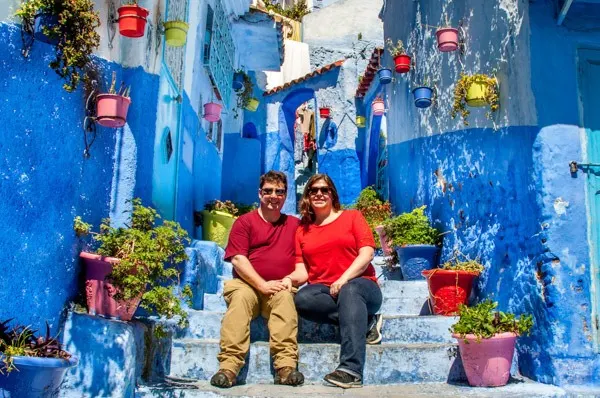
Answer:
[
  {"left": 422, "top": 269, "right": 479, "bottom": 315},
  {"left": 436, "top": 28, "right": 460, "bottom": 52},
  {"left": 80, "top": 252, "right": 142, "bottom": 321},
  {"left": 118, "top": 5, "right": 149, "bottom": 38},
  {"left": 96, "top": 94, "right": 131, "bottom": 128},
  {"left": 393, "top": 54, "right": 411, "bottom": 74},
  {"left": 319, "top": 107, "right": 331, "bottom": 118}
]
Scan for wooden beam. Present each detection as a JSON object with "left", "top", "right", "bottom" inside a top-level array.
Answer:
[{"left": 557, "top": 0, "right": 575, "bottom": 25}]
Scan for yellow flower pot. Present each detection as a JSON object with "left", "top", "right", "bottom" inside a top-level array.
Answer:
[
  {"left": 245, "top": 98, "right": 259, "bottom": 112},
  {"left": 164, "top": 21, "right": 189, "bottom": 47},
  {"left": 465, "top": 79, "right": 489, "bottom": 107},
  {"left": 356, "top": 116, "right": 366, "bottom": 128},
  {"left": 201, "top": 210, "right": 236, "bottom": 248}
]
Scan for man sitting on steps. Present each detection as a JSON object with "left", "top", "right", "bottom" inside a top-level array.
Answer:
[{"left": 210, "top": 171, "right": 307, "bottom": 388}]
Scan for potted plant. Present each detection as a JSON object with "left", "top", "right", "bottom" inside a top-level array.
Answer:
[
  {"left": 422, "top": 255, "right": 484, "bottom": 315},
  {"left": 15, "top": 0, "right": 100, "bottom": 92},
  {"left": 412, "top": 79, "right": 434, "bottom": 109},
  {"left": 451, "top": 300, "right": 533, "bottom": 387},
  {"left": 96, "top": 71, "right": 131, "bottom": 128},
  {"left": 353, "top": 187, "right": 392, "bottom": 252},
  {"left": 436, "top": 16, "right": 460, "bottom": 52},
  {"left": 451, "top": 73, "right": 500, "bottom": 126},
  {"left": 372, "top": 97, "right": 385, "bottom": 116},
  {"left": 377, "top": 67, "right": 393, "bottom": 85},
  {"left": 201, "top": 201, "right": 257, "bottom": 247},
  {"left": 73, "top": 198, "right": 192, "bottom": 337},
  {"left": 117, "top": 0, "right": 149, "bottom": 38},
  {"left": 319, "top": 107, "right": 331, "bottom": 119},
  {"left": 0, "top": 320, "right": 78, "bottom": 397},
  {"left": 232, "top": 71, "right": 246, "bottom": 91},
  {"left": 233, "top": 71, "right": 258, "bottom": 115},
  {"left": 386, "top": 38, "right": 411, "bottom": 74},
  {"left": 163, "top": 20, "right": 189, "bottom": 47},
  {"left": 204, "top": 102, "right": 223, "bottom": 122},
  {"left": 383, "top": 206, "right": 441, "bottom": 280}
]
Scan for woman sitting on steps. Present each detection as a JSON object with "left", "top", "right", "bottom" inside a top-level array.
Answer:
[{"left": 294, "top": 174, "right": 383, "bottom": 389}]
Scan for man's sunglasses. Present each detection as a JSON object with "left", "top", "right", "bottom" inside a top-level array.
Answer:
[
  {"left": 308, "top": 186, "right": 331, "bottom": 195},
  {"left": 261, "top": 188, "right": 286, "bottom": 196}
]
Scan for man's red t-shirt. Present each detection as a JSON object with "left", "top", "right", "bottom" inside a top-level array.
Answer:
[
  {"left": 295, "top": 209, "right": 377, "bottom": 286},
  {"left": 225, "top": 210, "right": 300, "bottom": 281}
]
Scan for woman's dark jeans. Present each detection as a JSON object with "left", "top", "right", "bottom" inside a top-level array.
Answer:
[{"left": 294, "top": 278, "right": 382, "bottom": 378}]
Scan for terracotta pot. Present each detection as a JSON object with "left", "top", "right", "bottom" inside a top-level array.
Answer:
[{"left": 80, "top": 252, "right": 142, "bottom": 321}]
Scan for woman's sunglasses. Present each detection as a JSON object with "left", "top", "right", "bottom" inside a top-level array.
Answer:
[{"left": 308, "top": 186, "right": 331, "bottom": 196}]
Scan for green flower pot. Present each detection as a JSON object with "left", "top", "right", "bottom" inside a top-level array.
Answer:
[
  {"left": 164, "top": 21, "right": 189, "bottom": 47},
  {"left": 201, "top": 210, "right": 236, "bottom": 247}
]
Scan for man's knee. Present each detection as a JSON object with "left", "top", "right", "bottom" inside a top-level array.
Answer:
[{"left": 270, "top": 289, "right": 295, "bottom": 309}]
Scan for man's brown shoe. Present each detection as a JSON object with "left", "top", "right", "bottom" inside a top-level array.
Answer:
[
  {"left": 210, "top": 369, "right": 237, "bottom": 388},
  {"left": 274, "top": 366, "right": 304, "bottom": 386}
]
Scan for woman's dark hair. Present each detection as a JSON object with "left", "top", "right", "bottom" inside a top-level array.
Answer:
[
  {"left": 259, "top": 170, "right": 287, "bottom": 190},
  {"left": 299, "top": 174, "right": 341, "bottom": 224}
]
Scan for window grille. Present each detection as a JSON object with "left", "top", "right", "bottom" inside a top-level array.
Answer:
[{"left": 204, "top": 0, "right": 234, "bottom": 107}]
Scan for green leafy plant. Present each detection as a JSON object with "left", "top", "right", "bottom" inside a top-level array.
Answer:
[
  {"left": 440, "top": 252, "right": 484, "bottom": 273},
  {"left": 450, "top": 73, "right": 500, "bottom": 126},
  {"left": 234, "top": 70, "right": 254, "bottom": 117},
  {"left": 352, "top": 187, "right": 392, "bottom": 249},
  {"left": 106, "top": 71, "right": 131, "bottom": 97},
  {"left": 262, "top": 0, "right": 310, "bottom": 21},
  {"left": 16, "top": 0, "right": 101, "bottom": 92},
  {"left": 74, "top": 198, "right": 192, "bottom": 337},
  {"left": 385, "top": 37, "right": 406, "bottom": 57},
  {"left": 383, "top": 206, "right": 440, "bottom": 247},
  {"left": 0, "top": 320, "right": 71, "bottom": 374},
  {"left": 204, "top": 200, "right": 257, "bottom": 217},
  {"left": 451, "top": 300, "right": 533, "bottom": 341}
]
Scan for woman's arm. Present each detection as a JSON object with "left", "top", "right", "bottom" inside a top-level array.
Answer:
[
  {"left": 329, "top": 246, "right": 374, "bottom": 296},
  {"left": 282, "top": 262, "right": 309, "bottom": 290}
]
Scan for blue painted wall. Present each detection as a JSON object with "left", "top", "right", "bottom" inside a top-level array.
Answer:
[
  {"left": 222, "top": 134, "right": 261, "bottom": 206},
  {"left": 0, "top": 22, "right": 157, "bottom": 335},
  {"left": 382, "top": 0, "right": 600, "bottom": 387}
]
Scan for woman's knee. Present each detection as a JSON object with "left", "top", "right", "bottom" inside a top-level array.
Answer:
[{"left": 293, "top": 288, "right": 313, "bottom": 311}]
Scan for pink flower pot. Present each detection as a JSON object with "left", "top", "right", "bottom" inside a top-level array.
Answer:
[
  {"left": 372, "top": 99, "right": 385, "bottom": 116},
  {"left": 436, "top": 28, "right": 460, "bottom": 52},
  {"left": 96, "top": 94, "right": 131, "bottom": 128},
  {"left": 374, "top": 225, "right": 393, "bottom": 255},
  {"left": 204, "top": 102, "right": 222, "bottom": 122},
  {"left": 80, "top": 252, "right": 141, "bottom": 321},
  {"left": 452, "top": 332, "right": 517, "bottom": 387}
]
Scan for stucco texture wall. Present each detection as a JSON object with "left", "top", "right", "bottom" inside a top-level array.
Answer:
[
  {"left": 0, "top": 22, "right": 158, "bottom": 334},
  {"left": 383, "top": 0, "right": 600, "bottom": 387}
]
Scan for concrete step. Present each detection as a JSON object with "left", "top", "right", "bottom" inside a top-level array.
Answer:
[
  {"left": 169, "top": 339, "right": 465, "bottom": 384},
  {"left": 203, "top": 280, "right": 431, "bottom": 315},
  {"left": 136, "top": 379, "right": 569, "bottom": 398},
  {"left": 182, "top": 310, "right": 456, "bottom": 344}
]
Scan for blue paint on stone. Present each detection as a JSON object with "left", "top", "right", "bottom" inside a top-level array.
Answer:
[
  {"left": 222, "top": 134, "right": 261, "bottom": 206},
  {"left": 0, "top": 22, "right": 157, "bottom": 335},
  {"left": 318, "top": 148, "right": 362, "bottom": 205}
]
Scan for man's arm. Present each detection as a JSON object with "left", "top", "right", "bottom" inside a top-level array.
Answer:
[{"left": 231, "top": 254, "right": 286, "bottom": 295}]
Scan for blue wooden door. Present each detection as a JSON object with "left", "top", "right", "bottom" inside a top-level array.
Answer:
[{"left": 579, "top": 48, "right": 600, "bottom": 347}]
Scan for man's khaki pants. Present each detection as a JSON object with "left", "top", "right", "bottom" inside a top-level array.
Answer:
[{"left": 217, "top": 278, "right": 299, "bottom": 375}]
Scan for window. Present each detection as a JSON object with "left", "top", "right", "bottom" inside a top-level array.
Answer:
[
  {"left": 203, "top": 5, "right": 214, "bottom": 65},
  {"left": 203, "top": 0, "right": 234, "bottom": 107},
  {"left": 206, "top": 120, "right": 223, "bottom": 152}
]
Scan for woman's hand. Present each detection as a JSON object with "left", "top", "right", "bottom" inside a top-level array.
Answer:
[{"left": 329, "top": 277, "right": 349, "bottom": 297}]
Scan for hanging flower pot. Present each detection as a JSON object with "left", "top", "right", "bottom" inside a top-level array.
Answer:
[
  {"left": 204, "top": 102, "right": 223, "bottom": 122},
  {"left": 372, "top": 98, "right": 385, "bottom": 116},
  {"left": 356, "top": 116, "right": 366, "bottom": 128},
  {"left": 319, "top": 107, "right": 331, "bottom": 119},
  {"left": 80, "top": 252, "right": 142, "bottom": 321},
  {"left": 465, "top": 77, "right": 490, "bottom": 107},
  {"left": 377, "top": 68, "right": 393, "bottom": 85},
  {"left": 412, "top": 86, "right": 434, "bottom": 109},
  {"left": 117, "top": 4, "right": 149, "bottom": 38},
  {"left": 33, "top": 13, "right": 60, "bottom": 45},
  {"left": 245, "top": 98, "right": 259, "bottom": 112},
  {"left": 436, "top": 28, "right": 460, "bottom": 52},
  {"left": 164, "top": 20, "right": 189, "bottom": 47},
  {"left": 393, "top": 54, "right": 411, "bottom": 74},
  {"left": 422, "top": 269, "right": 479, "bottom": 315},
  {"left": 96, "top": 93, "right": 131, "bottom": 128},
  {"left": 232, "top": 72, "right": 245, "bottom": 91}
]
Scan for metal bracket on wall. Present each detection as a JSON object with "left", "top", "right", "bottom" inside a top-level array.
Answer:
[
  {"left": 107, "top": 0, "right": 117, "bottom": 50},
  {"left": 20, "top": 18, "right": 35, "bottom": 58},
  {"left": 569, "top": 161, "right": 600, "bottom": 174},
  {"left": 82, "top": 83, "right": 99, "bottom": 158},
  {"left": 458, "top": 20, "right": 467, "bottom": 57}
]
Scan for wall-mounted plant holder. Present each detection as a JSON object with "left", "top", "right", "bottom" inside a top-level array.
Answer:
[
  {"left": 245, "top": 98, "right": 260, "bottom": 112},
  {"left": 436, "top": 27, "right": 459, "bottom": 52},
  {"left": 117, "top": 4, "right": 149, "bottom": 38},
  {"left": 319, "top": 107, "right": 331, "bottom": 119},
  {"left": 161, "top": 21, "right": 189, "bottom": 47},
  {"left": 204, "top": 102, "right": 223, "bottom": 122},
  {"left": 393, "top": 54, "right": 412, "bottom": 74},
  {"left": 372, "top": 98, "right": 385, "bottom": 116},
  {"left": 412, "top": 86, "right": 436, "bottom": 109},
  {"left": 378, "top": 68, "right": 393, "bottom": 85}
]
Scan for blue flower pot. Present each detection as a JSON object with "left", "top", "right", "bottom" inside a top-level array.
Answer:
[
  {"left": 232, "top": 72, "right": 245, "bottom": 91},
  {"left": 395, "top": 245, "right": 440, "bottom": 280},
  {"left": 0, "top": 355, "right": 78, "bottom": 397},
  {"left": 33, "top": 13, "right": 60, "bottom": 45},
  {"left": 378, "top": 68, "right": 393, "bottom": 85},
  {"left": 412, "top": 86, "right": 433, "bottom": 108}
]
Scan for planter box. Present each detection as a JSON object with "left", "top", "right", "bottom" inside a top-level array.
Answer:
[{"left": 0, "top": 355, "right": 78, "bottom": 397}]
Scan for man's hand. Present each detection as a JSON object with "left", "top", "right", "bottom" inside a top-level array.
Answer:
[
  {"left": 259, "top": 280, "right": 287, "bottom": 295},
  {"left": 281, "top": 276, "right": 293, "bottom": 292},
  {"left": 329, "top": 277, "right": 349, "bottom": 297}
]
